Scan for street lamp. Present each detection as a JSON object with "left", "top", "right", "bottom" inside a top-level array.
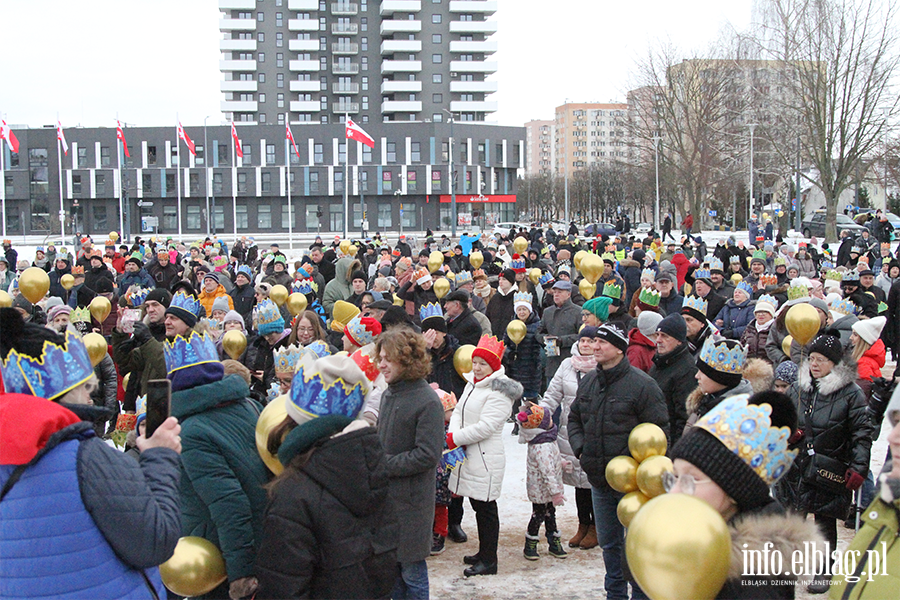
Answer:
[
  {"left": 563, "top": 98, "right": 570, "bottom": 224},
  {"left": 203, "top": 116, "right": 211, "bottom": 236},
  {"left": 443, "top": 108, "right": 458, "bottom": 237},
  {"left": 747, "top": 123, "right": 758, "bottom": 226},
  {"left": 652, "top": 134, "right": 662, "bottom": 232}
]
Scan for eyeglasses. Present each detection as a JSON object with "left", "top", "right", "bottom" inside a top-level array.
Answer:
[
  {"left": 662, "top": 471, "right": 713, "bottom": 495},
  {"left": 297, "top": 326, "right": 315, "bottom": 333},
  {"left": 808, "top": 355, "right": 832, "bottom": 365}
]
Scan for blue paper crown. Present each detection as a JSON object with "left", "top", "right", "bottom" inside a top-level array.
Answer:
[
  {"left": 273, "top": 344, "right": 305, "bottom": 375},
  {"left": 170, "top": 291, "right": 201, "bottom": 318},
  {"left": 454, "top": 270, "right": 473, "bottom": 286},
  {"left": 289, "top": 362, "right": 367, "bottom": 420},
  {"left": 344, "top": 314, "right": 377, "bottom": 346},
  {"left": 441, "top": 447, "right": 467, "bottom": 471},
  {"left": 510, "top": 256, "right": 525, "bottom": 271},
  {"left": 291, "top": 279, "right": 314, "bottom": 295},
  {"left": 0, "top": 328, "right": 94, "bottom": 401},
  {"left": 821, "top": 260, "right": 834, "bottom": 271},
  {"left": 237, "top": 265, "right": 253, "bottom": 279},
  {"left": 694, "top": 268, "right": 711, "bottom": 280},
  {"left": 831, "top": 298, "right": 858, "bottom": 317},
  {"left": 304, "top": 340, "right": 332, "bottom": 358},
  {"left": 164, "top": 331, "right": 219, "bottom": 374},
  {"left": 256, "top": 299, "right": 283, "bottom": 328},
  {"left": 538, "top": 272, "right": 555, "bottom": 287},
  {"left": 736, "top": 281, "right": 753, "bottom": 295},
  {"left": 683, "top": 295, "right": 708, "bottom": 316},
  {"left": 757, "top": 294, "right": 778, "bottom": 308},
  {"left": 420, "top": 302, "right": 444, "bottom": 322},
  {"left": 842, "top": 269, "right": 860, "bottom": 283},
  {"left": 709, "top": 258, "right": 724, "bottom": 272},
  {"left": 641, "top": 268, "right": 656, "bottom": 281},
  {"left": 129, "top": 287, "right": 152, "bottom": 307},
  {"left": 698, "top": 337, "right": 746, "bottom": 375},
  {"left": 696, "top": 394, "right": 798, "bottom": 486},
  {"left": 513, "top": 291, "right": 533, "bottom": 306}
]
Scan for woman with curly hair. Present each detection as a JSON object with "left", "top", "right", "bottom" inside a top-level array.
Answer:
[{"left": 375, "top": 329, "right": 445, "bottom": 599}]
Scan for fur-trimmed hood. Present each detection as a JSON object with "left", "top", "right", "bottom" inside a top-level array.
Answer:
[
  {"left": 491, "top": 376, "right": 524, "bottom": 401},
  {"left": 685, "top": 378, "right": 753, "bottom": 417},
  {"left": 618, "top": 258, "right": 641, "bottom": 269},
  {"left": 726, "top": 507, "right": 825, "bottom": 581},
  {"left": 797, "top": 356, "right": 858, "bottom": 396}
]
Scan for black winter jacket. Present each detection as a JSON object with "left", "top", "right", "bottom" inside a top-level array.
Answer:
[
  {"left": 648, "top": 343, "right": 697, "bottom": 446},
  {"left": 502, "top": 311, "right": 543, "bottom": 396},
  {"left": 485, "top": 286, "right": 516, "bottom": 338},
  {"left": 568, "top": 358, "right": 669, "bottom": 489},
  {"left": 428, "top": 334, "right": 466, "bottom": 399},
  {"left": 447, "top": 306, "right": 483, "bottom": 347},
  {"left": 230, "top": 282, "right": 256, "bottom": 323}
]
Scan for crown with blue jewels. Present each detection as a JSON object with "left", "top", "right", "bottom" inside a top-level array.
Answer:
[
  {"left": 128, "top": 287, "right": 152, "bottom": 307},
  {"left": 821, "top": 260, "right": 834, "bottom": 271},
  {"left": 291, "top": 279, "right": 314, "bottom": 295},
  {"left": 694, "top": 268, "right": 711, "bottom": 280},
  {"left": 510, "top": 254, "right": 526, "bottom": 271},
  {"left": 441, "top": 447, "right": 467, "bottom": 471},
  {"left": 304, "top": 340, "right": 332, "bottom": 358},
  {"left": 420, "top": 302, "right": 444, "bottom": 323},
  {"left": 289, "top": 362, "right": 367, "bottom": 420},
  {"left": 709, "top": 258, "right": 724, "bottom": 273},
  {"left": 538, "top": 272, "right": 555, "bottom": 288},
  {"left": 236, "top": 265, "right": 253, "bottom": 279},
  {"left": 683, "top": 294, "right": 708, "bottom": 316},
  {"left": 513, "top": 291, "right": 533, "bottom": 307},
  {"left": 0, "top": 328, "right": 95, "bottom": 401},
  {"left": 735, "top": 281, "right": 753, "bottom": 295},
  {"left": 695, "top": 394, "right": 798, "bottom": 486},
  {"left": 757, "top": 294, "right": 778, "bottom": 308},
  {"left": 273, "top": 343, "right": 305, "bottom": 375},
  {"left": 830, "top": 298, "right": 858, "bottom": 317},
  {"left": 842, "top": 269, "right": 860, "bottom": 283},
  {"left": 641, "top": 268, "right": 656, "bottom": 281},
  {"left": 602, "top": 281, "right": 622, "bottom": 300},
  {"left": 163, "top": 331, "right": 220, "bottom": 375},
  {"left": 170, "top": 291, "right": 201, "bottom": 319},
  {"left": 256, "top": 299, "right": 283, "bottom": 328},
  {"left": 698, "top": 337, "right": 746, "bottom": 375},
  {"left": 454, "top": 270, "right": 473, "bottom": 286}
]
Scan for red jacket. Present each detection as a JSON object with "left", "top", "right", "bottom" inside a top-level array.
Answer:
[
  {"left": 108, "top": 253, "right": 126, "bottom": 274},
  {"left": 857, "top": 338, "right": 885, "bottom": 381},
  {"left": 671, "top": 252, "right": 691, "bottom": 290},
  {"left": 682, "top": 214, "right": 694, "bottom": 229},
  {"left": 626, "top": 328, "right": 656, "bottom": 373}
]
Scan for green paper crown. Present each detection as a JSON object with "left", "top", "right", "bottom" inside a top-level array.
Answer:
[
  {"left": 824, "top": 270, "right": 843, "bottom": 282},
  {"left": 787, "top": 285, "right": 810, "bottom": 301},
  {"left": 602, "top": 281, "right": 622, "bottom": 300},
  {"left": 638, "top": 287, "right": 661, "bottom": 307}
]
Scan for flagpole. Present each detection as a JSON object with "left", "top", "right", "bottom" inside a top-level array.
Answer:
[
  {"left": 343, "top": 114, "right": 349, "bottom": 240},
  {"left": 57, "top": 116, "right": 66, "bottom": 244},
  {"left": 117, "top": 119, "right": 124, "bottom": 241},
  {"left": 285, "top": 113, "right": 293, "bottom": 251},
  {"left": 231, "top": 125, "right": 238, "bottom": 239},
  {"left": 176, "top": 121, "right": 182, "bottom": 240},
  {"left": 0, "top": 123, "right": 5, "bottom": 238}
]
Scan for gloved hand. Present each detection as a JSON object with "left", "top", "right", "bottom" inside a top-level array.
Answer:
[
  {"left": 132, "top": 321, "right": 152, "bottom": 346},
  {"left": 551, "top": 493, "right": 565, "bottom": 507},
  {"left": 845, "top": 469, "right": 865, "bottom": 491},
  {"left": 446, "top": 432, "right": 456, "bottom": 450},
  {"left": 561, "top": 459, "right": 574, "bottom": 474},
  {"left": 788, "top": 428, "right": 804, "bottom": 445}
]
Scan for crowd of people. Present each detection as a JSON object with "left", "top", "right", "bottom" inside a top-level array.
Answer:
[{"left": 0, "top": 217, "right": 898, "bottom": 600}]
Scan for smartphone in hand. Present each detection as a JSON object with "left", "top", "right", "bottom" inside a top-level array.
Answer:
[{"left": 145, "top": 379, "right": 171, "bottom": 438}]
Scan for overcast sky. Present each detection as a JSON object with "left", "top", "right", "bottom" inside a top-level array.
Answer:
[{"left": 1, "top": 0, "right": 753, "bottom": 129}]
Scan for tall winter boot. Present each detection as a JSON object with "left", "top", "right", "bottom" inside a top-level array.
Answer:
[
  {"left": 523, "top": 534, "right": 540, "bottom": 560},
  {"left": 579, "top": 524, "right": 598, "bottom": 549},
  {"left": 548, "top": 532, "right": 568, "bottom": 559},
  {"left": 568, "top": 523, "right": 589, "bottom": 548}
]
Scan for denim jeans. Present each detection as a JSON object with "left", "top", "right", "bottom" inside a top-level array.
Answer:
[
  {"left": 591, "top": 485, "right": 648, "bottom": 600},
  {"left": 392, "top": 560, "right": 429, "bottom": 600}
]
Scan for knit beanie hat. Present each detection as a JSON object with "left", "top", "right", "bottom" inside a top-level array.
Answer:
[
  {"left": 808, "top": 333, "right": 843, "bottom": 365},
  {"left": 350, "top": 269, "right": 367, "bottom": 283},
  {"left": 656, "top": 313, "right": 687, "bottom": 343},
  {"left": 47, "top": 304, "right": 72, "bottom": 322},
  {"left": 472, "top": 335, "right": 504, "bottom": 372},
  {"left": 223, "top": 310, "right": 246, "bottom": 331},
  {"left": 637, "top": 311, "right": 664, "bottom": 339},
  {"left": 164, "top": 331, "right": 225, "bottom": 393},
  {"left": 578, "top": 325, "right": 599, "bottom": 339},
  {"left": 773, "top": 360, "right": 799, "bottom": 386},
  {"left": 852, "top": 315, "right": 886, "bottom": 346},
  {"left": 145, "top": 288, "right": 172, "bottom": 308},
  {"left": 583, "top": 296, "right": 613, "bottom": 321},
  {"left": 596, "top": 323, "right": 628, "bottom": 353},
  {"left": 671, "top": 394, "right": 796, "bottom": 512},
  {"left": 256, "top": 299, "right": 286, "bottom": 336},
  {"left": 747, "top": 390, "right": 798, "bottom": 432},
  {"left": 501, "top": 268, "right": 517, "bottom": 285},
  {"left": 696, "top": 337, "right": 746, "bottom": 388},
  {"left": 211, "top": 296, "right": 231, "bottom": 314}
]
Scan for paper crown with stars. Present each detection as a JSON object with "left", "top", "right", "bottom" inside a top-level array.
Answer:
[
  {"left": 735, "top": 281, "right": 753, "bottom": 296},
  {"left": 0, "top": 327, "right": 94, "bottom": 401},
  {"left": 163, "top": 330, "right": 219, "bottom": 375},
  {"left": 709, "top": 258, "right": 724, "bottom": 273},
  {"left": 273, "top": 344, "right": 305, "bottom": 375},
  {"left": 289, "top": 359, "right": 368, "bottom": 420},
  {"left": 682, "top": 295, "right": 708, "bottom": 320},
  {"left": 128, "top": 287, "right": 152, "bottom": 307},
  {"left": 291, "top": 279, "right": 315, "bottom": 296}
]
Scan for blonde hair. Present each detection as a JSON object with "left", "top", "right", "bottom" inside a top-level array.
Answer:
[
  {"left": 850, "top": 338, "right": 870, "bottom": 363},
  {"left": 222, "top": 359, "right": 252, "bottom": 384}
]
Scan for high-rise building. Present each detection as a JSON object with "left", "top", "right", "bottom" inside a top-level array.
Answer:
[
  {"left": 552, "top": 102, "right": 628, "bottom": 178},
  {"left": 219, "top": 0, "right": 499, "bottom": 125},
  {"left": 524, "top": 119, "right": 553, "bottom": 175}
]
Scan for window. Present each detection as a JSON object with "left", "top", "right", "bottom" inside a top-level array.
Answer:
[
  {"left": 257, "top": 11, "right": 264, "bottom": 21},
  {"left": 460, "top": 143, "right": 468, "bottom": 163},
  {"left": 306, "top": 204, "right": 320, "bottom": 231},
  {"left": 334, "top": 170, "right": 344, "bottom": 192},
  {"left": 195, "top": 144, "right": 205, "bottom": 166},
  {"left": 460, "top": 54, "right": 473, "bottom": 62},
  {"left": 441, "top": 141, "right": 449, "bottom": 161},
  {"left": 242, "top": 144, "right": 252, "bottom": 165},
  {"left": 96, "top": 173, "right": 106, "bottom": 195},
  {"left": 433, "top": 113, "right": 443, "bottom": 123},
  {"left": 432, "top": 54, "right": 442, "bottom": 64},
  {"left": 277, "top": 92, "right": 284, "bottom": 108},
  {"left": 338, "top": 142, "right": 347, "bottom": 164},
  {"left": 187, "top": 206, "right": 201, "bottom": 230},
  {"left": 478, "top": 143, "right": 486, "bottom": 164},
  {"left": 259, "top": 205, "right": 272, "bottom": 228},
  {"left": 259, "top": 73, "right": 265, "bottom": 83},
  {"left": 275, "top": 12, "right": 283, "bottom": 26},
  {"left": 236, "top": 205, "right": 248, "bottom": 229},
  {"left": 71, "top": 174, "right": 82, "bottom": 195},
  {"left": 433, "top": 93, "right": 442, "bottom": 103},
  {"left": 218, "top": 144, "right": 228, "bottom": 165},
  {"left": 432, "top": 33, "right": 441, "bottom": 43},
  {"left": 431, "top": 169, "right": 441, "bottom": 191},
  {"left": 77, "top": 146, "right": 87, "bottom": 166},
  {"left": 189, "top": 173, "right": 200, "bottom": 193},
  {"left": 166, "top": 173, "right": 175, "bottom": 193},
  {"left": 433, "top": 74, "right": 442, "bottom": 84},
  {"left": 314, "top": 143, "right": 324, "bottom": 164},
  {"left": 214, "top": 205, "right": 225, "bottom": 231},
  {"left": 359, "top": 170, "right": 368, "bottom": 192},
  {"left": 258, "top": 52, "right": 265, "bottom": 63},
  {"left": 237, "top": 173, "right": 248, "bottom": 192},
  {"left": 411, "top": 142, "right": 421, "bottom": 162},
  {"left": 277, "top": 113, "right": 285, "bottom": 125},
  {"left": 141, "top": 173, "right": 151, "bottom": 193},
  {"left": 213, "top": 172, "right": 224, "bottom": 194},
  {"left": 319, "top": 17, "right": 326, "bottom": 30},
  {"left": 361, "top": 17, "right": 367, "bottom": 31},
  {"left": 276, "top": 52, "right": 283, "bottom": 67},
  {"left": 465, "top": 170, "right": 472, "bottom": 191},
  {"left": 362, "top": 57, "right": 367, "bottom": 71},
  {"left": 460, "top": 13, "right": 473, "bottom": 21},
  {"left": 386, "top": 142, "right": 397, "bottom": 162},
  {"left": 361, "top": 37, "right": 368, "bottom": 51},
  {"left": 362, "top": 96, "right": 369, "bottom": 110},
  {"left": 432, "top": 14, "right": 441, "bottom": 23},
  {"left": 310, "top": 172, "right": 319, "bottom": 193},
  {"left": 100, "top": 146, "right": 110, "bottom": 167},
  {"left": 259, "top": 93, "right": 266, "bottom": 104},
  {"left": 257, "top": 32, "right": 264, "bottom": 42},
  {"left": 382, "top": 171, "right": 392, "bottom": 191},
  {"left": 266, "top": 144, "right": 276, "bottom": 165},
  {"left": 262, "top": 172, "right": 272, "bottom": 192},
  {"left": 407, "top": 170, "right": 417, "bottom": 191},
  {"left": 377, "top": 203, "right": 392, "bottom": 228},
  {"left": 329, "top": 204, "right": 344, "bottom": 231},
  {"left": 93, "top": 205, "right": 108, "bottom": 231},
  {"left": 363, "top": 145, "right": 372, "bottom": 163},
  {"left": 163, "top": 206, "right": 177, "bottom": 230}
]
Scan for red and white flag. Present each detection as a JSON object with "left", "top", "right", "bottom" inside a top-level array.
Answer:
[
  {"left": 57, "top": 120, "right": 68, "bottom": 155},
  {"left": 345, "top": 117, "right": 375, "bottom": 148},
  {"left": 117, "top": 120, "right": 130, "bottom": 158},
  {"left": 1, "top": 119, "right": 19, "bottom": 154},
  {"left": 286, "top": 122, "right": 300, "bottom": 160},
  {"left": 231, "top": 122, "right": 243, "bottom": 159},
  {"left": 177, "top": 122, "right": 196, "bottom": 156}
]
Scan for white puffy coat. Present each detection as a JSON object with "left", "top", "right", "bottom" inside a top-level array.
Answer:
[
  {"left": 448, "top": 366, "right": 522, "bottom": 502},
  {"left": 540, "top": 343, "right": 592, "bottom": 489}
]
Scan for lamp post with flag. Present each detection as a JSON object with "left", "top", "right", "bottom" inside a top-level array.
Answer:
[
  {"left": 0, "top": 117, "right": 20, "bottom": 238},
  {"left": 57, "top": 119, "right": 68, "bottom": 243},
  {"left": 177, "top": 120, "right": 196, "bottom": 240},
  {"left": 231, "top": 122, "right": 243, "bottom": 239},
  {"left": 345, "top": 116, "right": 375, "bottom": 239},
  {"left": 116, "top": 120, "right": 130, "bottom": 242},
  {"left": 286, "top": 116, "right": 301, "bottom": 250}
]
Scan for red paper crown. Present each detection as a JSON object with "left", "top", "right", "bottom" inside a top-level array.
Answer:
[
  {"left": 474, "top": 335, "right": 504, "bottom": 361},
  {"left": 350, "top": 349, "right": 380, "bottom": 382},
  {"left": 72, "top": 265, "right": 84, "bottom": 275}
]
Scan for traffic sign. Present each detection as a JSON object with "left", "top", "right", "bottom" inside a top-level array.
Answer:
[
  {"left": 138, "top": 201, "right": 153, "bottom": 208},
  {"left": 708, "top": 210, "right": 717, "bottom": 217}
]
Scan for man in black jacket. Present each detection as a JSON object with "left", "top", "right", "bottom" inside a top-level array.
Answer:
[
  {"left": 647, "top": 314, "right": 697, "bottom": 446},
  {"left": 568, "top": 323, "right": 668, "bottom": 600},
  {"left": 444, "top": 289, "right": 482, "bottom": 347},
  {"left": 539, "top": 279, "right": 582, "bottom": 380}
]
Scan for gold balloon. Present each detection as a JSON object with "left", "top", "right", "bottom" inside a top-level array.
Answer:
[
  {"left": 60, "top": 273, "right": 75, "bottom": 290},
  {"left": 785, "top": 303, "right": 820, "bottom": 346},
  {"left": 580, "top": 253, "right": 605, "bottom": 285},
  {"left": 636, "top": 455, "right": 674, "bottom": 498},
  {"left": 121, "top": 372, "right": 130, "bottom": 391},
  {"left": 469, "top": 251, "right": 484, "bottom": 269},
  {"left": 393, "top": 295, "right": 405, "bottom": 306},
  {"left": 0, "top": 290, "right": 12, "bottom": 308},
  {"left": 579, "top": 279, "right": 596, "bottom": 300},
  {"left": 574, "top": 250, "right": 588, "bottom": 272},
  {"left": 19, "top": 267, "right": 50, "bottom": 304},
  {"left": 605, "top": 455, "right": 639, "bottom": 494},
  {"left": 270, "top": 284, "right": 289, "bottom": 307},
  {"left": 507, "top": 319, "right": 527, "bottom": 345},
  {"left": 159, "top": 536, "right": 228, "bottom": 598},
  {"left": 109, "top": 231, "right": 119, "bottom": 242},
  {"left": 82, "top": 332, "right": 108, "bottom": 367},
  {"left": 782, "top": 335, "right": 794, "bottom": 358},
  {"left": 453, "top": 344, "right": 475, "bottom": 377},
  {"left": 446, "top": 271, "right": 455, "bottom": 281},
  {"left": 89, "top": 295, "right": 112, "bottom": 324},
  {"left": 629, "top": 423, "right": 668, "bottom": 462},
  {"left": 428, "top": 250, "right": 444, "bottom": 273},
  {"left": 528, "top": 268, "right": 541, "bottom": 285},
  {"left": 513, "top": 236, "right": 528, "bottom": 255},
  {"left": 339, "top": 239, "right": 351, "bottom": 255},
  {"left": 617, "top": 490, "right": 650, "bottom": 527},
  {"left": 433, "top": 277, "right": 451, "bottom": 299},
  {"left": 255, "top": 394, "right": 288, "bottom": 475},
  {"left": 626, "top": 494, "right": 732, "bottom": 600},
  {"left": 287, "top": 292, "right": 308, "bottom": 317},
  {"left": 347, "top": 243, "right": 358, "bottom": 256},
  {"left": 222, "top": 330, "right": 247, "bottom": 360},
  {"left": 332, "top": 300, "right": 360, "bottom": 327}
]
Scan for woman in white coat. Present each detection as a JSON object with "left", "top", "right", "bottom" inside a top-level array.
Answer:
[
  {"left": 540, "top": 327, "right": 598, "bottom": 550},
  {"left": 447, "top": 335, "right": 523, "bottom": 577}
]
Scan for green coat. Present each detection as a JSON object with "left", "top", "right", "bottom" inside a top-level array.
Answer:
[
  {"left": 172, "top": 374, "right": 269, "bottom": 582},
  {"left": 111, "top": 324, "right": 167, "bottom": 411}
]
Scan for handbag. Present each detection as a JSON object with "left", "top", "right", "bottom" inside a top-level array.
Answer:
[{"left": 802, "top": 403, "right": 848, "bottom": 493}]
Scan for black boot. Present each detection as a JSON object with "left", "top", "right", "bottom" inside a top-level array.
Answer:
[
  {"left": 448, "top": 523, "right": 468, "bottom": 543},
  {"left": 431, "top": 533, "right": 445, "bottom": 555},
  {"left": 464, "top": 561, "right": 498, "bottom": 577},
  {"left": 463, "top": 554, "right": 481, "bottom": 565},
  {"left": 548, "top": 532, "right": 568, "bottom": 559},
  {"left": 523, "top": 535, "right": 540, "bottom": 560}
]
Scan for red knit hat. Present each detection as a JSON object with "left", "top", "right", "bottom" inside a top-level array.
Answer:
[{"left": 472, "top": 335, "right": 504, "bottom": 372}]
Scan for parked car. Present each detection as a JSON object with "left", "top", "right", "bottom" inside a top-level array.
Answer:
[
  {"left": 801, "top": 212, "right": 867, "bottom": 240},
  {"left": 633, "top": 222, "right": 653, "bottom": 236},
  {"left": 492, "top": 222, "right": 530, "bottom": 237},
  {"left": 584, "top": 223, "right": 618, "bottom": 237}
]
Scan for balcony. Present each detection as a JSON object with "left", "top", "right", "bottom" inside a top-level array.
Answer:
[
  {"left": 333, "top": 102, "right": 360, "bottom": 113},
  {"left": 219, "top": 59, "right": 257, "bottom": 71},
  {"left": 450, "top": 20, "right": 498, "bottom": 33},
  {"left": 219, "top": 17, "right": 256, "bottom": 31},
  {"left": 381, "top": 59, "right": 422, "bottom": 73},
  {"left": 382, "top": 100, "right": 423, "bottom": 113},
  {"left": 219, "top": 38, "right": 257, "bottom": 51},
  {"left": 332, "top": 42, "right": 359, "bottom": 54},
  {"left": 380, "top": 0, "right": 421, "bottom": 15},
  {"left": 331, "top": 22, "right": 359, "bottom": 34},
  {"left": 381, "top": 80, "right": 422, "bottom": 93},
  {"left": 289, "top": 38, "right": 319, "bottom": 51},
  {"left": 331, "top": 2, "right": 358, "bottom": 14},
  {"left": 220, "top": 80, "right": 259, "bottom": 92},
  {"left": 449, "top": 40, "right": 497, "bottom": 54},
  {"left": 380, "top": 19, "right": 421, "bottom": 34},
  {"left": 449, "top": 60, "right": 497, "bottom": 73},
  {"left": 218, "top": 0, "right": 255, "bottom": 8},
  {"left": 381, "top": 39, "right": 422, "bottom": 54},
  {"left": 450, "top": 80, "right": 498, "bottom": 93},
  {"left": 332, "top": 62, "right": 360, "bottom": 74},
  {"left": 333, "top": 82, "right": 361, "bottom": 93},
  {"left": 449, "top": 0, "right": 498, "bottom": 13},
  {"left": 221, "top": 100, "right": 259, "bottom": 113},
  {"left": 288, "top": 18, "right": 319, "bottom": 31},
  {"left": 291, "top": 79, "right": 322, "bottom": 92},
  {"left": 289, "top": 59, "right": 320, "bottom": 71},
  {"left": 290, "top": 100, "right": 322, "bottom": 112},
  {"left": 288, "top": 0, "right": 319, "bottom": 8},
  {"left": 449, "top": 100, "right": 498, "bottom": 113}
]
